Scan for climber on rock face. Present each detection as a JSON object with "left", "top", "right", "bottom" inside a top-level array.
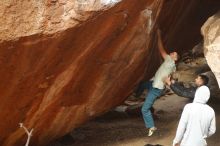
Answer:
[
  {"left": 141, "top": 29, "right": 179, "bottom": 136},
  {"left": 165, "top": 74, "right": 209, "bottom": 99}
]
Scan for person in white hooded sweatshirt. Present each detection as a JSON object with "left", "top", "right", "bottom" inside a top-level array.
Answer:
[{"left": 173, "top": 85, "right": 216, "bottom": 146}]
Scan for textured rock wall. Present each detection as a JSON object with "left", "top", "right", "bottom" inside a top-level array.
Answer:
[
  {"left": 0, "top": 0, "right": 219, "bottom": 145},
  {"left": 0, "top": 1, "right": 161, "bottom": 145},
  {"left": 0, "top": 0, "right": 120, "bottom": 41},
  {"left": 202, "top": 11, "right": 220, "bottom": 88}
]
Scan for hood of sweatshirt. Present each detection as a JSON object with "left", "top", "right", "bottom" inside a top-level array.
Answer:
[{"left": 193, "top": 85, "right": 210, "bottom": 104}]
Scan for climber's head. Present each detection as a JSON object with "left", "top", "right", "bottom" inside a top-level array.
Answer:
[{"left": 170, "top": 51, "right": 179, "bottom": 62}]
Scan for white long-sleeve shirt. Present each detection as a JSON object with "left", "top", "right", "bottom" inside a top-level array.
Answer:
[{"left": 173, "top": 86, "right": 216, "bottom": 146}]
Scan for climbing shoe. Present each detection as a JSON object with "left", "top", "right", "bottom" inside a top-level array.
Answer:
[{"left": 148, "top": 127, "right": 157, "bottom": 136}]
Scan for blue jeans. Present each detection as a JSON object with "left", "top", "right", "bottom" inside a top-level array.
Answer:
[
  {"left": 135, "top": 80, "right": 149, "bottom": 97},
  {"left": 141, "top": 81, "right": 163, "bottom": 128}
]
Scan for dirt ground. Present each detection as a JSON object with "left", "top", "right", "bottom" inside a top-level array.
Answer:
[{"left": 49, "top": 57, "right": 220, "bottom": 146}]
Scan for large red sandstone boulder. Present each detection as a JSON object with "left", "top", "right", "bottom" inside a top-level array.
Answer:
[
  {"left": 0, "top": 0, "right": 219, "bottom": 145},
  {"left": 0, "top": 1, "right": 162, "bottom": 145}
]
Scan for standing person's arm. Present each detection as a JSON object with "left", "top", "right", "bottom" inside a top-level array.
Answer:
[
  {"left": 165, "top": 77, "right": 195, "bottom": 99},
  {"left": 173, "top": 105, "right": 189, "bottom": 146},
  {"left": 157, "top": 29, "right": 168, "bottom": 59},
  {"left": 170, "top": 82, "right": 195, "bottom": 99},
  {"left": 208, "top": 111, "right": 216, "bottom": 137}
]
